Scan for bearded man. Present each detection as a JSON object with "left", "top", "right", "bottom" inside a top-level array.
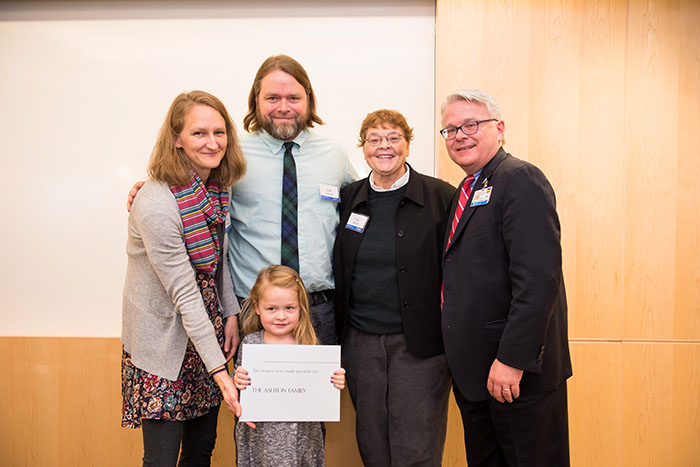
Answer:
[{"left": 229, "top": 55, "right": 357, "bottom": 344}]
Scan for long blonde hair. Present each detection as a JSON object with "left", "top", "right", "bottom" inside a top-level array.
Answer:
[{"left": 239, "top": 265, "right": 318, "bottom": 345}]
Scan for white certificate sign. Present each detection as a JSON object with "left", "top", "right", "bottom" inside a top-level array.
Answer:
[{"left": 239, "top": 344, "right": 341, "bottom": 422}]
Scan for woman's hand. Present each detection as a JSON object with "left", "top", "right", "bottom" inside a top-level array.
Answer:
[
  {"left": 212, "top": 369, "right": 241, "bottom": 417},
  {"left": 126, "top": 180, "right": 146, "bottom": 212},
  {"left": 232, "top": 366, "right": 256, "bottom": 428},
  {"left": 331, "top": 368, "right": 346, "bottom": 390},
  {"left": 234, "top": 366, "right": 251, "bottom": 390},
  {"left": 223, "top": 316, "right": 240, "bottom": 362}
]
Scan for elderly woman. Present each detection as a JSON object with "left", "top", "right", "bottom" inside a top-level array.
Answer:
[
  {"left": 333, "top": 109, "right": 455, "bottom": 466},
  {"left": 121, "top": 90, "right": 246, "bottom": 465}
]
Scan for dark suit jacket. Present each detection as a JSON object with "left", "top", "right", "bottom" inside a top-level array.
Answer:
[
  {"left": 334, "top": 166, "right": 455, "bottom": 357},
  {"left": 442, "top": 148, "right": 572, "bottom": 401}
]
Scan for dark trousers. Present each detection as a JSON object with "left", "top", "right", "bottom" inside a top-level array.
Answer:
[
  {"left": 342, "top": 325, "right": 451, "bottom": 467},
  {"left": 309, "top": 294, "right": 337, "bottom": 345},
  {"left": 141, "top": 405, "right": 220, "bottom": 467},
  {"left": 453, "top": 381, "right": 570, "bottom": 467}
]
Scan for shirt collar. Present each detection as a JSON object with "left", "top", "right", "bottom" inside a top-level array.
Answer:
[
  {"left": 369, "top": 164, "right": 410, "bottom": 192},
  {"left": 468, "top": 168, "right": 483, "bottom": 187},
  {"left": 259, "top": 129, "right": 310, "bottom": 155}
]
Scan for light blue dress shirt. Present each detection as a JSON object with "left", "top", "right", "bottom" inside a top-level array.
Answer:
[
  {"left": 468, "top": 168, "right": 483, "bottom": 191},
  {"left": 228, "top": 129, "right": 358, "bottom": 296}
]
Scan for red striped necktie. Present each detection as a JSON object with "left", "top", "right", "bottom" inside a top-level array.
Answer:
[
  {"left": 442, "top": 173, "right": 475, "bottom": 307},
  {"left": 446, "top": 174, "right": 475, "bottom": 249}
]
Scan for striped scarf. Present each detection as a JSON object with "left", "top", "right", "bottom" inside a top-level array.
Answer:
[{"left": 170, "top": 172, "right": 230, "bottom": 274}]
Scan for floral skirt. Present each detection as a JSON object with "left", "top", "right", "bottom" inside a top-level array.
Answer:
[{"left": 121, "top": 272, "right": 225, "bottom": 429}]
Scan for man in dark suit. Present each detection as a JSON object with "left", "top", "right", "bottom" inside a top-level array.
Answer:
[{"left": 440, "top": 89, "right": 572, "bottom": 467}]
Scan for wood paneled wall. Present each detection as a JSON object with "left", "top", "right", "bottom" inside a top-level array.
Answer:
[
  {"left": 435, "top": 0, "right": 700, "bottom": 465},
  {"left": 1, "top": 339, "right": 697, "bottom": 466},
  {"left": 0, "top": 337, "right": 461, "bottom": 466},
  {"left": 0, "top": 337, "right": 368, "bottom": 466},
  {"left": 2, "top": 2, "right": 699, "bottom": 466}
]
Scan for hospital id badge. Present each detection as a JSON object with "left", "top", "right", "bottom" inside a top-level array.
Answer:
[{"left": 471, "top": 187, "right": 492, "bottom": 207}]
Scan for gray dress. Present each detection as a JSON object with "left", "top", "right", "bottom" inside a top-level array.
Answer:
[{"left": 235, "top": 331, "right": 325, "bottom": 467}]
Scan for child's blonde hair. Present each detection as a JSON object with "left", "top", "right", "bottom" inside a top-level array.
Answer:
[{"left": 239, "top": 265, "right": 319, "bottom": 345}]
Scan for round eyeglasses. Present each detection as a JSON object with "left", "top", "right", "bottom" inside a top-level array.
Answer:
[
  {"left": 440, "top": 119, "right": 498, "bottom": 140},
  {"left": 364, "top": 134, "right": 404, "bottom": 146}
]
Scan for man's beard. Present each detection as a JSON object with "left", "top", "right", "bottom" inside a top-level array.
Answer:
[{"left": 260, "top": 112, "right": 304, "bottom": 141}]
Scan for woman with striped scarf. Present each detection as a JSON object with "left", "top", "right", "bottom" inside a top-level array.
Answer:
[{"left": 121, "top": 90, "right": 246, "bottom": 466}]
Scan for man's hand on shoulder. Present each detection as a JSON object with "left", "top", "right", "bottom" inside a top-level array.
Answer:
[{"left": 126, "top": 180, "right": 146, "bottom": 212}]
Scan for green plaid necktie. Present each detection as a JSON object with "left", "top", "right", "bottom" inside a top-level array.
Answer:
[{"left": 281, "top": 141, "right": 299, "bottom": 272}]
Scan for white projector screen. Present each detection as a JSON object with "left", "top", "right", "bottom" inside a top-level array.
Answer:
[{"left": 0, "top": 1, "right": 435, "bottom": 336}]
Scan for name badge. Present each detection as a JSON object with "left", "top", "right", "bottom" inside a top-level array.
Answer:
[
  {"left": 471, "top": 187, "right": 492, "bottom": 207},
  {"left": 225, "top": 212, "right": 232, "bottom": 233},
  {"left": 319, "top": 183, "right": 340, "bottom": 202},
  {"left": 345, "top": 212, "right": 369, "bottom": 233}
]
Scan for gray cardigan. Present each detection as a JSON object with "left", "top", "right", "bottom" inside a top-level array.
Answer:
[{"left": 121, "top": 180, "right": 239, "bottom": 380}]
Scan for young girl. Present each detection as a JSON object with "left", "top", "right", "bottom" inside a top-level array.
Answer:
[{"left": 233, "top": 265, "right": 345, "bottom": 467}]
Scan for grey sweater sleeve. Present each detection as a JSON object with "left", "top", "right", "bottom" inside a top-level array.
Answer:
[{"left": 129, "top": 181, "right": 226, "bottom": 373}]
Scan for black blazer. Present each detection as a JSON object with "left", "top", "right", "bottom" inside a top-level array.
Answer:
[
  {"left": 442, "top": 148, "right": 572, "bottom": 401},
  {"left": 333, "top": 166, "right": 455, "bottom": 357}
]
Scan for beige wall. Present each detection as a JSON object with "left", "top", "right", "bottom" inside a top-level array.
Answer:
[{"left": 435, "top": 0, "right": 700, "bottom": 465}]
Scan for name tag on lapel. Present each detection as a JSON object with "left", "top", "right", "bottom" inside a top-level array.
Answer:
[{"left": 345, "top": 212, "right": 369, "bottom": 233}]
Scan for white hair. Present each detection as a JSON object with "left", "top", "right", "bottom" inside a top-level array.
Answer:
[
  {"left": 440, "top": 89, "right": 503, "bottom": 121},
  {"left": 441, "top": 88, "right": 505, "bottom": 145}
]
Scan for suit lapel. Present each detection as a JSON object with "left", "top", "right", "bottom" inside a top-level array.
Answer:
[
  {"left": 342, "top": 179, "right": 371, "bottom": 262},
  {"left": 445, "top": 148, "right": 509, "bottom": 253}
]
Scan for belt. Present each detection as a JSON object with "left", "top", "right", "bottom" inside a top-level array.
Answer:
[{"left": 308, "top": 289, "right": 334, "bottom": 307}]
